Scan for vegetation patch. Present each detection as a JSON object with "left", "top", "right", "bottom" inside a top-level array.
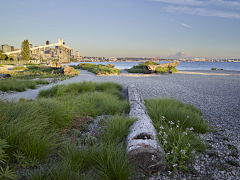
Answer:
[
  {"left": 128, "top": 61, "right": 178, "bottom": 74},
  {"left": 0, "top": 81, "right": 137, "bottom": 179},
  {"left": 79, "top": 63, "right": 120, "bottom": 75},
  {"left": 145, "top": 98, "right": 209, "bottom": 174}
]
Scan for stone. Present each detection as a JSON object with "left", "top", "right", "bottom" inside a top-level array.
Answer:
[
  {"left": 106, "top": 63, "right": 115, "bottom": 68},
  {"left": 126, "top": 84, "right": 165, "bottom": 173},
  {"left": 51, "top": 62, "right": 62, "bottom": 69},
  {"left": 61, "top": 66, "right": 75, "bottom": 76}
]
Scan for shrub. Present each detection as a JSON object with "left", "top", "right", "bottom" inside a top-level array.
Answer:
[
  {"left": 155, "top": 67, "right": 168, "bottom": 73},
  {"left": 128, "top": 68, "right": 145, "bottom": 73},
  {"left": 168, "top": 66, "right": 178, "bottom": 73},
  {"left": 13, "top": 66, "right": 28, "bottom": 71},
  {"left": 211, "top": 68, "right": 217, "bottom": 70}
]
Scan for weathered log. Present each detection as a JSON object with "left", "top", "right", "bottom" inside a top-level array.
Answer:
[
  {"left": 127, "top": 84, "right": 165, "bottom": 173},
  {"left": 145, "top": 61, "right": 179, "bottom": 73}
]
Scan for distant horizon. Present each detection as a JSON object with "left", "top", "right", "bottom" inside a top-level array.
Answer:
[{"left": 1, "top": 0, "right": 240, "bottom": 59}]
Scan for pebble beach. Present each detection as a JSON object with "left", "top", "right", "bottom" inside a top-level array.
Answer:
[
  {"left": 91, "top": 70, "right": 240, "bottom": 180},
  {"left": 1, "top": 69, "right": 239, "bottom": 179}
]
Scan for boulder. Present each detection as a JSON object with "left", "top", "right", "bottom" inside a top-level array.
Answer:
[
  {"left": 51, "top": 62, "right": 62, "bottom": 69},
  {"left": 126, "top": 84, "right": 165, "bottom": 173},
  {"left": 145, "top": 61, "right": 179, "bottom": 74},
  {"left": 106, "top": 63, "right": 115, "bottom": 68},
  {"left": 61, "top": 66, "right": 75, "bottom": 76},
  {"left": 78, "top": 63, "right": 84, "bottom": 66}
]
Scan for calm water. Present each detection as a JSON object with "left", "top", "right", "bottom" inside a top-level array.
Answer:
[{"left": 67, "top": 61, "right": 240, "bottom": 71}]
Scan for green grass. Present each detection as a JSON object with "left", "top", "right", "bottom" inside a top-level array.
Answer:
[
  {"left": 145, "top": 98, "right": 209, "bottom": 172},
  {"left": 0, "top": 79, "right": 50, "bottom": 92},
  {"left": 0, "top": 81, "right": 137, "bottom": 179},
  {"left": 13, "top": 66, "right": 28, "bottom": 71},
  {"left": 155, "top": 67, "right": 168, "bottom": 73},
  {"left": 127, "top": 68, "right": 146, "bottom": 73},
  {"left": 80, "top": 63, "right": 120, "bottom": 75}
]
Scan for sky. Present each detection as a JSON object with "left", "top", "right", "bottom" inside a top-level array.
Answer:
[{"left": 0, "top": 0, "right": 240, "bottom": 58}]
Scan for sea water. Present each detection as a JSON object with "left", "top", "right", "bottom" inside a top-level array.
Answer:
[{"left": 68, "top": 61, "right": 240, "bottom": 71}]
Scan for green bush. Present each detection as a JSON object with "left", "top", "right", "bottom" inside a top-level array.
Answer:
[
  {"left": 211, "top": 68, "right": 217, "bottom": 70},
  {"left": 168, "top": 66, "right": 178, "bottom": 73},
  {"left": 13, "top": 66, "right": 28, "bottom": 71},
  {"left": 127, "top": 68, "right": 146, "bottom": 73},
  {"left": 80, "top": 63, "right": 120, "bottom": 75},
  {"left": 155, "top": 67, "right": 168, "bottom": 73}
]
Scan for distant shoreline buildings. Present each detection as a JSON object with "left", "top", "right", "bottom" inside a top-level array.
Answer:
[{"left": 1, "top": 42, "right": 239, "bottom": 63}]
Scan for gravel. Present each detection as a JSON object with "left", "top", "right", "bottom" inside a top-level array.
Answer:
[
  {"left": 1, "top": 70, "right": 239, "bottom": 179},
  {"left": 91, "top": 70, "right": 240, "bottom": 180}
]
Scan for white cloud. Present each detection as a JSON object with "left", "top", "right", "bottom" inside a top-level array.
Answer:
[
  {"left": 163, "top": 5, "right": 240, "bottom": 19},
  {"left": 170, "top": 19, "right": 195, "bottom": 29},
  {"left": 150, "top": 0, "right": 207, "bottom": 6},
  {"left": 150, "top": 0, "right": 240, "bottom": 10}
]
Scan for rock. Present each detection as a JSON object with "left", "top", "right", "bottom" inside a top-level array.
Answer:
[
  {"left": 78, "top": 63, "right": 83, "bottom": 66},
  {"left": 61, "top": 66, "right": 75, "bottom": 76},
  {"left": 51, "top": 62, "right": 62, "bottom": 69},
  {"left": 145, "top": 61, "right": 179, "bottom": 74},
  {"left": 126, "top": 84, "right": 165, "bottom": 173},
  {"left": 0, "top": 74, "right": 11, "bottom": 78},
  {"left": 106, "top": 63, "right": 115, "bottom": 68}
]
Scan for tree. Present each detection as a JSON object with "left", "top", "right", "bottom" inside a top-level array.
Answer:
[
  {"left": 0, "top": 51, "right": 7, "bottom": 60},
  {"left": 21, "top": 39, "right": 30, "bottom": 60}
]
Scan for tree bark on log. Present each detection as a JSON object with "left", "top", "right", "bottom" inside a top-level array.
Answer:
[
  {"left": 127, "top": 84, "right": 165, "bottom": 173},
  {"left": 145, "top": 61, "right": 179, "bottom": 73}
]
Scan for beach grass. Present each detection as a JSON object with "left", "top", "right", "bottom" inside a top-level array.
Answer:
[{"left": 145, "top": 98, "right": 210, "bottom": 172}]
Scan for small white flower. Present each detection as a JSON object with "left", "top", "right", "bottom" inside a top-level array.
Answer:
[
  {"left": 183, "top": 132, "right": 187, "bottom": 135},
  {"left": 189, "top": 127, "right": 194, "bottom": 131},
  {"left": 168, "top": 171, "right": 172, "bottom": 175},
  {"left": 175, "top": 146, "right": 178, "bottom": 149},
  {"left": 172, "top": 164, "right": 177, "bottom": 167},
  {"left": 160, "top": 126, "right": 164, "bottom": 129},
  {"left": 187, "top": 116, "right": 190, "bottom": 118},
  {"left": 177, "top": 120, "right": 180, "bottom": 123},
  {"left": 187, "top": 143, "right": 191, "bottom": 147},
  {"left": 176, "top": 125, "right": 179, "bottom": 128},
  {"left": 191, "top": 150, "right": 196, "bottom": 154}
]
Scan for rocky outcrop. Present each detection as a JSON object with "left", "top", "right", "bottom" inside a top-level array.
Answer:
[
  {"left": 51, "top": 62, "right": 62, "bottom": 69},
  {"left": 61, "top": 66, "right": 75, "bottom": 76},
  {"left": 146, "top": 61, "right": 179, "bottom": 73},
  {"left": 106, "top": 64, "right": 115, "bottom": 68},
  {"left": 126, "top": 84, "right": 165, "bottom": 173}
]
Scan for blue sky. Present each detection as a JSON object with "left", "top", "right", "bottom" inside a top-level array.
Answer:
[{"left": 0, "top": 0, "right": 240, "bottom": 58}]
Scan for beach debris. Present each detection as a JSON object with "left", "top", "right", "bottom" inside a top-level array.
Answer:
[{"left": 126, "top": 84, "right": 165, "bottom": 173}]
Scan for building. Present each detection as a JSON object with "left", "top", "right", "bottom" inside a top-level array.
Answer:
[
  {"left": 1, "top": 45, "right": 12, "bottom": 53},
  {"left": 75, "top": 51, "right": 79, "bottom": 57}
]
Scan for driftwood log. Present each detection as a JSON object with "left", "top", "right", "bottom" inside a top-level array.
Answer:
[
  {"left": 127, "top": 84, "right": 165, "bottom": 173},
  {"left": 145, "top": 61, "right": 179, "bottom": 74}
]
